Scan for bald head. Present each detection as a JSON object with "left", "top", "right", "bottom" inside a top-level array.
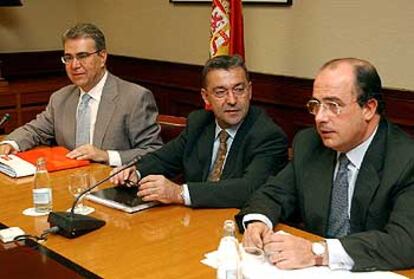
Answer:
[{"left": 318, "top": 58, "right": 384, "bottom": 115}]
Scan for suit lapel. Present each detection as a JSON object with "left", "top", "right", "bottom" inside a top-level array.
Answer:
[
  {"left": 221, "top": 107, "right": 257, "bottom": 179},
  {"left": 65, "top": 88, "right": 80, "bottom": 149},
  {"left": 303, "top": 147, "right": 336, "bottom": 235},
  {"left": 199, "top": 121, "right": 216, "bottom": 181},
  {"left": 93, "top": 74, "right": 117, "bottom": 147},
  {"left": 350, "top": 120, "right": 386, "bottom": 232}
]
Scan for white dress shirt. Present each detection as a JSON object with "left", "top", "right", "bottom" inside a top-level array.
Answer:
[
  {"left": 243, "top": 125, "right": 379, "bottom": 270},
  {"left": 2, "top": 71, "right": 122, "bottom": 166}
]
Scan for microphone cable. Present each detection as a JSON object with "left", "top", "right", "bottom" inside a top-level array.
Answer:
[{"left": 13, "top": 226, "right": 60, "bottom": 243}]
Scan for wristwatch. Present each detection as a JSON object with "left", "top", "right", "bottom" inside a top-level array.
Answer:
[
  {"left": 311, "top": 241, "right": 326, "bottom": 266},
  {"left": 177, "top": 185, "right": 185, "bottom": 204}
]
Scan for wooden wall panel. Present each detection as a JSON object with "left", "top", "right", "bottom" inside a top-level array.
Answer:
[
  {"left": 0, "top": 51, "right": 413, "bottom": 143},
  {"left": 0, "top": 51, "right": 64, "bottom": 79}
]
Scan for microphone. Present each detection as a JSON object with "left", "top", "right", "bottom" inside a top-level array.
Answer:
[
  {"left": 0, "top": 113, "right": 11, "bottom": 127},
  {"left": 48, "top": 157, "right": 139, "bottom": 238}
]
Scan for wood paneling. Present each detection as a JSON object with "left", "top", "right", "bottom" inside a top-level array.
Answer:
[
  {"left": 0, "top": 51, "right": 65, "bottom": 79},
  {"left": 0, "top": 51, "right": 413, "bottom": 143}
]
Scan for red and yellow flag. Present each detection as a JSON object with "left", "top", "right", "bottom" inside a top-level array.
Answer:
[{"left": 209, "top": 0, "right": 245, "bottom": 59}]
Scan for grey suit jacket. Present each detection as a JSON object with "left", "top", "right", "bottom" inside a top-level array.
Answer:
[
  {"left": 6, "top": 72, "right": 163, "bottom": 164},
  {"left": 237, "top": 119, "right": 414, "bottom": 271},
  {"left": 138, "top": 106, "right": 289, "bottom": 208}
]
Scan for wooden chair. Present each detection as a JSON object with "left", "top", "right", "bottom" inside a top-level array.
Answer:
[{"left": 156, "top": 114, "right": 187, "bottom": 143}]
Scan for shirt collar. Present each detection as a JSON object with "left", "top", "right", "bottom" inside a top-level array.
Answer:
[
  {"left": 340, "top": 124, "right": 379, "bottom": 170},
  {"left": 79, "top": 70, "right": 108, "bottom": 102},
  {"left": 214, "top": 120, "right": 242, "bottom": 140}
]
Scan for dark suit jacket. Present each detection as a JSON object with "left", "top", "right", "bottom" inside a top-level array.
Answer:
[
  {"left": 138, "top": 106, "right": 289, "bottom": 208},
  {"left": 6, "top": 72, "right": 163, "bottom": 164},
  {"left": 236, "top": 119, "right": 414, "bottom": 271}
]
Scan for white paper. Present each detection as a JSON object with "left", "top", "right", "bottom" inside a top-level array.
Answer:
[{"left": 0, "top": 155, "right": 36, "bottom": 177}]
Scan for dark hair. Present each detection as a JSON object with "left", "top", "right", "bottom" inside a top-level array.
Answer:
[
  {"left": 62, "top": 23, "right": 106, "bottom": 51},
  {"left": 201, "top": 55, "right": 249, "bottom": 88},
  {"left": 321, "top": 58, "right": 384, "bottom": 115}
]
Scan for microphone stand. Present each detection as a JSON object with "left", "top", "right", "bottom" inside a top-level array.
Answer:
[
  {"left": 0, "top": 113, "right": 11, "bottom": 134},
  {"left": 48, "top": 157, "right": 139, "bottom": 238}
]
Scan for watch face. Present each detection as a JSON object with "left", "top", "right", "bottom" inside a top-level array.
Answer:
[{"left": 312, "top": 242, "right": 325, "bottom": 256}]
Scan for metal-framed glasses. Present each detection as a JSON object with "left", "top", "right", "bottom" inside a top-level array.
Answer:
[
  {"left": 212, "top": 84, "right": 248, "bottom": 98},
  {"left": 306, "top": 99, "right": 343, "bottom": 115},
  {"left": 61, "top": 50, "right": 101, "bottom": 64}
]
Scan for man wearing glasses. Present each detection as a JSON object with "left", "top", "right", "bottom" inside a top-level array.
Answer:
[
  {"left": 0, "top": 23, "right": 162, "bottom": 166},
  {"left": 111, "top": 55, "right": 289, "bottom": 208},
  {"left": 237, "top": 58, "right": 414, "bottom": 271}
]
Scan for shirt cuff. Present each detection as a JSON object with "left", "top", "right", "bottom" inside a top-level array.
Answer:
[
  {"left": 242, "top": 214, "right": 273, "bottom": 231},
  {"left": 0, "top": 140, "right": 20, "bottom": 152},
  {"left": 181, "top": 184, "right": 191, "bottom": 206},
  {"left": 107, "top": 150, "right": 122, "bottom": 166},
  {"left": 325, "top": 239, "right": 355, "bottom": 270},
  {"left": 135, "top": 170, "right": 142, "bottom": 181}
]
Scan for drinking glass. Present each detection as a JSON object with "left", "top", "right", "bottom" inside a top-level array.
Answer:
[{"left": 68, "top": 172, "right": 93, "bottom": 214}]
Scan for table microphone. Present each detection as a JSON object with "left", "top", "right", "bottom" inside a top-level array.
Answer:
[
  {"left": 0, "top": 113, "right": 11, "bottom": 127},
  {"left": 48, "top": 157, "right": 140, "bottom": 239}
]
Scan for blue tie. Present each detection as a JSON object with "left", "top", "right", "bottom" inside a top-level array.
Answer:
[
  {"left": 327, "top": 153, "right": 351, "bottom": 238},
  {"left": 76, "top": 93, "right": 92, "bottom": 147}
]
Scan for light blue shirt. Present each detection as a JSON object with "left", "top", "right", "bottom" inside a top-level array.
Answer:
[{"left": 243, "top": 125, "right": 379, "bottom": 270}]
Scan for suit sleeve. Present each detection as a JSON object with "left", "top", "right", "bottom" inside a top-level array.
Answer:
[
  {"left": 188, "top": 123, "right": 289, "bottom": 208},
  {"left": 234, "top": 130, "right": 308, "bottom": 232},
  {"left": 6, "top": 94, "right": 56, "bottom": 150},
  {"left": 137, "top": 126, "right": 187, "bottom": 179},
  {"left": 235, "top": 162, "right": 298, "bottom": 231},
  {"left": 341, "top": 159, "right": 414, "bottom": 271},
  {"left": 118, "top": 88, "right": 163, "bottom": 164}
]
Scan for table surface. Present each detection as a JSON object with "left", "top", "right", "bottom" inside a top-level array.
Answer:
[{"left": 0, "top": 163, "right": 412, "bottom": 278}]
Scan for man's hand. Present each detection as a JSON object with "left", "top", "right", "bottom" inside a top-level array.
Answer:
[
  {"left": 0, "top": 143, "right": 17, "bottom": 156},
  {"left": 66, "top": 144, "right": 109, "bottom": 163},
  {"left": 263, "top": 233, "right": 315, "bottom": 269},
  {"left": 242, "top": 221, "right": 272, "bottom": 250},
  {"left": 138, "top": 175, "right": 183, "bottom": 204},
  {"left": 109, "top": 166, "right": 138, "bottom": 186}
]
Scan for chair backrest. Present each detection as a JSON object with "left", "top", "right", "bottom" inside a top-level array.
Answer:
[{"left": 157, "top": 114, "right": 187, "bottom": 143}]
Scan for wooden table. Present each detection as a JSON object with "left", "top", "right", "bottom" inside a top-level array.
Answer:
[{"left": 0, "top": 164, "right": 413, "bottom": 278}]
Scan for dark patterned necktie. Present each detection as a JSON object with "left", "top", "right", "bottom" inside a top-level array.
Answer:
[
  {"left": 76, "top": 93, "right": 92, "bottom": 147},
  {"left": 327, "top": 153, "right": 351, "bottom": 238},
  {"left": 208, "top": 130, "right": 229, "bottom": 182}
]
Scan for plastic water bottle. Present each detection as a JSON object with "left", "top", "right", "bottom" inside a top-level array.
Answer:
[
  {"left": 216, "top": 220, "right": 241, "bottom": 279},
  {"left": 32, "top": 157, "right": 53, "bottom": 213}
]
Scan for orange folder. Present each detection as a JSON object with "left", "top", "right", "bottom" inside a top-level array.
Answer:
[{"left": 16, "top": 146, "right": 90, "bottom": 172}]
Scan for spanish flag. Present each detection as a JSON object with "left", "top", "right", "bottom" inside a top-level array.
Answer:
[{"left": 209, "top": 0, "right": 245, "bottom": 59}]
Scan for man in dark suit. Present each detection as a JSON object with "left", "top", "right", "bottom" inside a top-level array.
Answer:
[
  {"left": 111, "top": 55, "right": 288, "bottom": 208},
  {"left": 0, "top": 23, "right": 162, "bottom": 166},
  {"left": 237, "top": 58, "right": 414, "bottom": 271}
]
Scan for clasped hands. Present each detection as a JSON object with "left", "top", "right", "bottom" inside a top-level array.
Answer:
[
  {"left": 243, "top": 222, "right": 319, "bottom": 269},
  {"left": 110, "top": 166, "right": 184, "bottom": 205}
]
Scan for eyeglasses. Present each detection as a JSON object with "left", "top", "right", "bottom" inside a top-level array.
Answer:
[
  {"left": 61, "top": 50, "right": 101, "bottom": 64},
  {"left": 306, "top": 99, "right": 343, "bottom": 115},
  {"left": 212, "top": 84, "right": 249, "bottom": 98}
]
